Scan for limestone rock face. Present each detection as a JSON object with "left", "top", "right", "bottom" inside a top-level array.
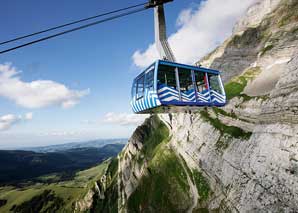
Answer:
[
  {"left": 159, "top": 113, "right": 298, "bottom": 212},
  {"left": 96, "top": 0, "right": 298, "bottom": 212},
  {"left": 200, "top": 0, "right": 297, "bottom": 84},
  {"left": 233, "top": 0, "right": 282, "bottom": 34},
  {"left": 159, "top": 0, "right": 298, "bottom": 211}
]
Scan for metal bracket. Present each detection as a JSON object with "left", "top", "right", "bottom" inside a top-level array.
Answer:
[
  {"left": 146, "top": 0, "right": 173, "bottom": 8},
  {"left": 154, "top": 4, "right": 176, "bottom": 62}
]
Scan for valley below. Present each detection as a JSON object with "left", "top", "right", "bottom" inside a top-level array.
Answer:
[{"left": 0, "top": 141, "right": 124, "bottom": 213}]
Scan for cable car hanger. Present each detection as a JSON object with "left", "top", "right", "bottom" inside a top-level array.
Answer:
[{"left": 130, "top": 0, "right": 227, "bottom": 114}]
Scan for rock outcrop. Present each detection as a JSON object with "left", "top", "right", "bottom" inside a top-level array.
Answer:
[{"left": 94, "top": 0, "right": 298, "bottom": 212}]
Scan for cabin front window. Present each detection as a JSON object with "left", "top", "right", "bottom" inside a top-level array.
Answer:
[
  {"left": 208, "top": 74, "right": 224, "bottom": 95},
  {"left": 132, "top": 81, "right": 137, "bottom": 98},
  {"left": 145, "top": 69, "right": 154, "bottom": 91},
  {"left": 136, "top": 76, "right": 144, "bottom": 99}
]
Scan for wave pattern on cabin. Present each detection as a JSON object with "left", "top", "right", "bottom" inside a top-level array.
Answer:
[
  {"left": 158, "top": 85, "right": 180, "bottom": 102},
  {"left": 181, "top": 90, "right": 196, "bottom": 102},
  {"left": 210, "top": 90, "right": 226, "bottom": 104},
  {"left": 196, "top": 90, "right": 210, "bottom": 103},
  {"left": 158, "top": 85, "right": 212, "bottom": 103},
  {"left": 131, "top": 90, "right": 161, "bottom": 113}
]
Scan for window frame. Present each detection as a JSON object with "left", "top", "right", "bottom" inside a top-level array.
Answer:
[
  {"left": 136, "top": 75, "right": 145, "bottom": 100},
  {"left": 178, "top": 68, "right": 194, "bottom": 94},
  {"left": 132, "top": 80, "right": 137, "bottom": 98},
  {"left": 145, "top": 69, "right": 154, "bottom": 91},
  {"left": 194, "top": 71, "right": 208, "bottom": 93},
  {"left": 208, "top": 73, "right": 224, "bottom": 95},
  {"left": 157, "top": 64, "right": 177, "bottom": 89}
]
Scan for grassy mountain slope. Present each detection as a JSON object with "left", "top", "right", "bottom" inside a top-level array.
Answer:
[{"left": 0, "top": 162, "right": 108, "bottom": 213}]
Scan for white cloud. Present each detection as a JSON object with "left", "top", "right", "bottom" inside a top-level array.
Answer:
[
  {"left": 103, "top": 112, "right": 149, "bottom": 126},
  {"left": 133, "top": 0, "right": 257, "bottom": 68},
  {"left": 0, "top": 113, "right": 33, "bottom": 131},
  {"left": 0, "top": 63, "right": 89, "bottom": 109},
  {"left": 24, "top": 112, "right": 33, "bottom": 120}
]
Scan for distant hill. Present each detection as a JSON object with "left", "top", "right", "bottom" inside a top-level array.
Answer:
[
  {"left": 0, "top": 161, "right": 111, "bottom": 213},
  {"left": 22, "top": 138, "right": 127, "bottom": 153},
  {"left": 0, "top": 143, "right": 124, "bottom": 185}
]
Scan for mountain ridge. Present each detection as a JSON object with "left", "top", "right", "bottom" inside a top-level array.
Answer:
[{"left": 14, "top": 138, "right": 127, "bottom": 153}]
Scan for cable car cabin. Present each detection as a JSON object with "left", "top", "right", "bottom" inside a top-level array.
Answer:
[{"left": 131, "top": 60, "right": 226, "bottom": 114}]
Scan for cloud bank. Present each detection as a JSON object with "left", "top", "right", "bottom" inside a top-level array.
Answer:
[
  {"left": 0, "top": 113, "right": 33, "bottom": 131},
  {"left": 103, "top": 112, "right": 149, "bottom": 126},
  {"left": 133, "top": 0, "right": 257, "bottom": 68},
  {"left": 0, "top": 63, "right": 89, "bottom": 109}
]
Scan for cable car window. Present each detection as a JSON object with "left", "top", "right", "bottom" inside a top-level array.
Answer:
[
  {"left": 157, "top": 65, "right": 177, "bottom": 89},
  {"left": 178, "top": 68, "right": 193, "bottom": 93},
  {"left": 145, "top": 69, "right": 154, "bottom": 91},
  {"left": 136, "top": 75, "right": 145, "bottom": 99},
  {"left": 132, "top": 80, "right": 137, "bottom": 97},
  {"left": 194, "top": 72, "right": 206, "bottom": 93},
  {"left": 208, "top": 74, "right": 224, "bottom": 95}
]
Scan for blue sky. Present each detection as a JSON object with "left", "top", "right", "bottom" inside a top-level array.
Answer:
[{"left": 0, "top": 0, "right": 256, "bottom": 148}]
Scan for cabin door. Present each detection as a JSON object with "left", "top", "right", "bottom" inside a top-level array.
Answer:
[
  {"left": 193, "top": 72, "right": 210, "bottom": 104},
  {"left": 178, "top": 68, "right": 196, "bottom": 103}
]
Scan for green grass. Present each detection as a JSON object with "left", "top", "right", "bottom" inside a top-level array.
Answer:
[
  {"left": 91, "top": 174, "right": 118, "bottom": 213},
  {"left": 215, "top": 136, "right": 233, "bottom": 151},
  {"left": 139, "top": 115, "right": 170, "bottom": 162},
  {"left": 213, "top": 108, "right": 238, "bottom": 119},
  {"left": 213, "top": 108, "right": 251, "bottom": 123},
  {"left": 125, "top": 116, "right": 193, "bottom": 212},
  {"left": 256, "top": 94, "right": 270, "bottom": 101},
  {"left": 107, "top": 157, "right": 119, "bottom": 180},
  {"left": 0, "top": 162, "right": 109, "bottom": 213},
  {"left": 224, "top": 67, "right": 261, "bottom": 100},
  {"left": 277, "top": 0, "right": 298, "bottom": 27},
  {"left": 291, "top": 27, "right": 298, "bottom": 34},
  {"left": 93, "top": 115, "right": 173, "bottom": 213},
  {"left": 200, "top": 111, "right": 252, "bottom": 140},
  {"left": 199, "top": 110, "right": 251, "bottom": 151},
  {"left": 260, "top": 44, "right": 274, "bottom": 56},
  {"left": 192, "top": 170, "right": 210, "bottom": 202},
  {"left": 10, "top": 190, "right": 65, "bottom": 213},
  {"left": 75, "top": 161, "right": 109, "bottom": 183},
  {"left": 127, "top": 147, "right": 192, "bottom": 213}
]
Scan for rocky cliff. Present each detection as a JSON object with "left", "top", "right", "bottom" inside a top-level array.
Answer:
[{"left": 93, "top": 0, "right": 298, "bottom": 212}]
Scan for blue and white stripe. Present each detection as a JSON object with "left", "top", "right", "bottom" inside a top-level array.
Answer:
[
  {"left": 132, "top": 86, "right": 226, "bottom": 113},
  {"left": 181, "top": 90, "right": 196, "bottom": 102},
  {"left": 158, "top": 86, "right": 180, "bottom": 102},
  {"left": 131, "top": 90, "right": 161, "bottom": 113},
  {"left": 196, "top": 90, "right": 210, "bottom": 103},
  {"left": 158, "top": 85, "right": 212, "bottom": 104},
  {"left": 210, "top": 90, "right": 226, "bottom": 104}
]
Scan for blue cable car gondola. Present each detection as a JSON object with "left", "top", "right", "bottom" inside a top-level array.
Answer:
[
  {"left": 131, "top": 60, "right": 226, "bottom": 114},
  {"left": 131, "top": 0, "right": 226, "bottom": 113}
]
